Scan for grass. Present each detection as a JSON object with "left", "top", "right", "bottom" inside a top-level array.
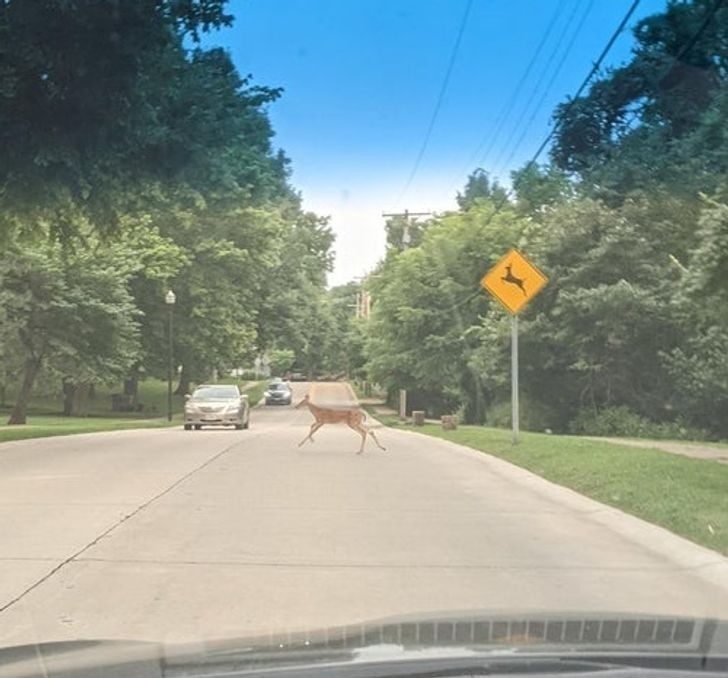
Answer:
[
  {"left": 0, "top": 379, "right": 186, "bottom": 419},
  {"left": 0, "top": 378, "right": 265, "bottom": 445},
  {"left": 373, "top": 415, "right": 728, "bottom": 556},
  {"left": 243, "top": 380, "right": 267, "bottom": 407},
  {"left": 0, "top": 415, "right": 178, "bottom": 444}
]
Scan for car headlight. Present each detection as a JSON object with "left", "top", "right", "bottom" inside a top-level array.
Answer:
[
  {"left": 263, "top": 391, "right": 271, "bottom": 397},
  {"left": 225, "top": 402, "right": 241, "bottom": 413}
]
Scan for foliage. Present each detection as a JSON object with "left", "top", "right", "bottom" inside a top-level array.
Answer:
[
  {"left": 0, "top": 1, "right": 335, "bottom": 422},
  {"left": 0, "top": 237, "right": 141, "bottom": 423},
  {"left": 569, "top": 406, "right": 708, "bottom": 441},
  {"left": 367, "top": 200, "right": 527, "bottom": 422},
  {"left": 268, "top": 349, "right": 296, "bottom": 377},
  {"left": 550, "top": 0, "right": 728, "bottom": 199},
  {"left": 456, "top": 168, "right": 508, "bottom": 210}
]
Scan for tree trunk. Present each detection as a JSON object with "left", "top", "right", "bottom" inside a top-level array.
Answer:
[
  {"left": 174, "top": 365, "right": 190, "bottom": 396},
  {"left": 71, "top": 382, "right": 90, "bottom": 417},
  {"left": 8, "top": 359, "right": 42, "bottom": 425},
  {"left": 62, "top": 378, "right": 74, "bottom": 416},
  {"left": 123, "top": 375, "right": 139, "bottom": 405}
]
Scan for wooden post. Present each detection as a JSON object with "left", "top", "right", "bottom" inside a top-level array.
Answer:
[
  {"left": 412, "top": 410, "right": 425, "bottom": 426},
  {"left": 441, "top": 415, "right": 458, "bottom": 430}
]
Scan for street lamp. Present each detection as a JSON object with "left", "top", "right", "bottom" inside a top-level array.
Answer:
[{"left": 165, "top": 290, "right": 176, "bottom": 422}]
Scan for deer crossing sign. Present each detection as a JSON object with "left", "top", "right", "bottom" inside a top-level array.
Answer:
[{"left": 480, "top": 249, "right": 548, "bottom": 315}]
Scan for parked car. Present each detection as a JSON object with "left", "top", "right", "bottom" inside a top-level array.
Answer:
[
  {"left": 264, "top": 381, "right": 293, "bottom": 406},
  {"left": 183, "top": 384, "right": 250, "bottom": 430}
]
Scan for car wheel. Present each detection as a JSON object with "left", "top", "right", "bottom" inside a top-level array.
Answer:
[
  {"left": 194, "top": 425, "right": 202, "bottom": 430},
  {"left": 234, "top": 424, "right": 243, "bottom": 430},
  {"left": 184, "top": 424, "right": 192, "bottom": 431},
  {"left": 243, "top": 418, "right": 250, "bottom": 429}
]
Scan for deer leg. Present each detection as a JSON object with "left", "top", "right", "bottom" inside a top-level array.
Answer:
[
  {"left": 308, "top": 421, "right": 323, "bottom": 443},
  {"left": 347, "top": 421, "right": 367, "bottom": 454},
  {"left": 368, "top": 428, "right": 386, "bottom": 451},
  {"left": 298, "top": 421, "right": 322, "bottom": 447}
]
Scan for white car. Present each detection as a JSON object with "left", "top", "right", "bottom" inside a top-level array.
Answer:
[{"left": 183, "top": 384, "right": 250, "bottom": 430}]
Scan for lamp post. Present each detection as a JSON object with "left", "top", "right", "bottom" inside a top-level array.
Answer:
[{"left": 165, "top": 290, "right": 176, "bottom": 422}]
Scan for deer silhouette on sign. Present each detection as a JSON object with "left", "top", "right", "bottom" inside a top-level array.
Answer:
[{"left": 501, "top": 264, "right": 527, "bottom": 296}]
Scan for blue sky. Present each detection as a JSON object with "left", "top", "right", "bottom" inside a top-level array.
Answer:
[{"left": 203, "top": 0, "right": 667, "bottom": 285}]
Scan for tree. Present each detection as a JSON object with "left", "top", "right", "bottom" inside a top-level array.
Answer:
[
  {"left": 384, "top": 215, "right": 429, "bottom": 251},
  {"left": 550, "top": 0, "right": 728, "bottom": 199},
  {"left": 510, "top": 163, "right": 573, "bottom": 216},
  {"left": 456, "top": 169, "right": 508, "bottom": 210},
  {"left": 255, "top": 211, "right": 336, "bottom": 377},
  {"left": 0, "top": 0, "right": 239, "bottom": 242},
  {"left": 0, "top": 238, "right": 141, "bottom": 424},
  {"left": 367, "top": 200, "right": 527, "bottom": 421}
]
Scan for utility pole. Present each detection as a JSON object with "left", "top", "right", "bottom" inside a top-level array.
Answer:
[
  {"left": 381, "top": 210, "right": 431, "bottom": 421},
  {"left": 382, "top": 209, "right": 432, "bottom": 250}
]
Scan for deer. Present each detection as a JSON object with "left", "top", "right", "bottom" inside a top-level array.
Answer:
[
  {"left": 501, "top": 264, "right": 527, "bottom": 295},
  {"left": 295, "top": 393, "right": 386, "bottom": 454}
]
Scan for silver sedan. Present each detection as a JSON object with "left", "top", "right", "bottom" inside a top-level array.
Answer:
[{"left": 183, "top": 384, "right": 250, "bottom": 430}]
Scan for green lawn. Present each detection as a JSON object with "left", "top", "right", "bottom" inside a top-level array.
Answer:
[
  {"left": 243, "top": 380, "right": 267, "bottom": 407},
  {"left": 0, "top": 378, "right": 187, "bottom": 419},
  {"left": 0, "top": 415, "right": 178, "bottom": 443},
  {"left": 376, "top": 417, "right": 728, "bottom": 556},
  {"left": 0, "top": 379, "right": 265, "bottom": 444}
]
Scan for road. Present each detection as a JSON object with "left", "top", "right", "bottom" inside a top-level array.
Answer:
[{"left": 1, "top": 381, "right": 727, "bottom": 648}]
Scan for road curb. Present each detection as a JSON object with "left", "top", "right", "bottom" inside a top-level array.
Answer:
[{"left": 389, "top": 426, "right": 728, "bottom": 596}]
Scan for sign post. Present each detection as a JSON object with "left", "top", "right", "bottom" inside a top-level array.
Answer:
[
  {"left": 481, "top": 249, "right": 548, "bottom": 444},
  {"left": 511, "top": 314, "right": 519, "bottom": 445}
]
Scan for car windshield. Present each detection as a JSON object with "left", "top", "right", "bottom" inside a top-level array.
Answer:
[
  {"left": 2, "top": 0, "right": 728, "bottom": 667},
  {"left": 192, "top": 386, "right": 239, "bottom": 401}
]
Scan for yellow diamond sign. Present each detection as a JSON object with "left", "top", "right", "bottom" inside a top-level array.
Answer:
[{"left": 481, "top": 249, "right": 548, "bottom": 315}]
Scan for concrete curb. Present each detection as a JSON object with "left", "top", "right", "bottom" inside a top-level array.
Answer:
[{"left": 387, "top": 426, "right": 728, "bottom": 596}]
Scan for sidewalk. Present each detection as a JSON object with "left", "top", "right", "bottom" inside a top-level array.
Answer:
[{"left": 582, "top": 436, "right": 728, "bottom": 464}]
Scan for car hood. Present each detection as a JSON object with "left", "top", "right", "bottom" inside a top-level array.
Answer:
[{"left": 3, "top": 612, "right": 728, "bottom": 677}]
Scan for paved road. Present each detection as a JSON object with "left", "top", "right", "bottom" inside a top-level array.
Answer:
[{"left": 1, "top": 382, "right": 727, "bottom": 648}]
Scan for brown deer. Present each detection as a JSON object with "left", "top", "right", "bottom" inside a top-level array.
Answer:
[{"left": 295, "top": 394, "right": 386, "bottom": 454}]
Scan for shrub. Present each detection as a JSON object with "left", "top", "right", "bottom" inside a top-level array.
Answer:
[
  {"left": 568, "top": 406, "right": 709, "bottom": 440},
  {"left": 486, "top": 397, "right": 559, "bottom": 432}
]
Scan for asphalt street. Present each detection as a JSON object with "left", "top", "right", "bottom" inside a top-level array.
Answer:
[{"left": 1, "top": 382, "right": 727, "bottom": 648}]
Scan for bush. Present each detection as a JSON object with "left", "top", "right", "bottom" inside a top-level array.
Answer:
[
  {"left": 568, "top": 406, "right": 709, "bottom": 440},
  {"left": 486, "top": 397, "right": 559, "bottom": 433}
]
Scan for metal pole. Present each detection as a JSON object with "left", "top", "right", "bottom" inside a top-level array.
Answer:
[
  {"left": 167, "top": 305, "right": 173, "bottom": 422},
  {"left": 511, "top": 314, "right": 519, "bottom": 445}
]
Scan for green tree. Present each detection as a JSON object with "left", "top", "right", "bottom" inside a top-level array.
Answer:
[
  {"left": 0, "top": 0, "right": 240, "bottom": 242},
  {"left": 255, "top": 211, "right": 336, "bottom": 377},
  {"left": 0, "top": 238, "right": 141, "bottom": 424},
  {"left": 367, "top": 201, "right": 526, "bottom": 421},
  {"left": 456, "top": 169, "right": 508, "bottom": 210},
  {"left": 550, "top": 0, "right": 727, "bottom": 200}
]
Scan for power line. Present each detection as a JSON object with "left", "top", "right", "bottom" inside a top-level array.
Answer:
[
  {"left": 447, "top": 0, "right": 569, "bottom": 195},
  {"left": 493, "top": 0, "right": 596, "bottom": 178},
  {"left": 487, "top": 0, "right": 586, "bottom": 174},
  {"left": 395, "top": 0, "right": 474, "bottom": 207},
  {"left": 477, "top": 0, "right": 643, "bottom": 230}
]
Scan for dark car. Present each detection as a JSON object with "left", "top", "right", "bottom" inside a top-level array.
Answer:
[{"left": 264, "top": 381, "right": 293, "bottom": 405}]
